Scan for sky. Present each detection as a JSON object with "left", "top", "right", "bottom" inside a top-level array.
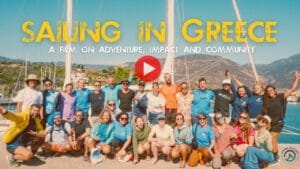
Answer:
[{"left": 0, "top": 0, "right": 299, "bottom": 65}]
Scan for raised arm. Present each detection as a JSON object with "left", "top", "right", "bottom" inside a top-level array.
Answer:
[{"left": 284, "top": 72, "right": 300, "bottom": 99}]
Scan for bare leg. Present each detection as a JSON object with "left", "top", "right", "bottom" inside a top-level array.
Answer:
[
  {"left": 143, "top": 142, "right": 151, "bottom": 160},
  {"left": 162, "top": 146, "right": 172, "bottom": 161},
  {"left": 151, "top": 142, "right": 159, "bottom": 164},
  {"left": 271, "top": 132, "right": 279, "bottom": 153},
  {"left": 13, "top": 146, "right": 33, "bottom": 161},
  {"left": 180, "top": 144, "right": 191, "bottom": 168}
]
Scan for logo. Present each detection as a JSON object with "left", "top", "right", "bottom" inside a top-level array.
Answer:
[
  {"left": 282, "top": 147, "right": 298, "bottom": 164},
  {"left": 135, "top": 55, "right": 161, "bottom": 82}
]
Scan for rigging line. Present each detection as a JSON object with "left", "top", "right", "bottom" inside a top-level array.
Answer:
[
  {"left": 284, "top": 125, "right": 300, "bottom": 131},
  {"left": 231, "top": 0, "right": 259, "bottom": 82},
  {"left": 281, "top": 132, "right": 300, "bottom": 136},
  {"left": 282, "top": 128, "right": 300, "bottom": 135}
]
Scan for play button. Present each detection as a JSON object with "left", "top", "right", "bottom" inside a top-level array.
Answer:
[
  {"left": 143, "top": 62, "right": 155, "bottom": 75},
  {"left": 135, "top": 55, "right": 161, "bottom": 82}
]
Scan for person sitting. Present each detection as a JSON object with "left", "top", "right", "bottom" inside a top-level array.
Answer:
[
  {"left": 232, "top": 112, "right": 255, "bottom": 146},
  {"left": 212, "top": 112, "right": 235, "bottom": 169},
  {"left": 111, "top": 112, "right": 133, "bottom": 162},
  {"left": 148, "top": 114, "right": 175, "bottom": 164},
  {"left": 41, "top": 112, "right": 73, "bottom": 155},
  {"left": 171, "top": 113, "right": 193, "bottom": 168},
  {"left": 241, "top": 115, "right": 274, "bottom": 169},
  {"left": 189, "top": 113, "right": 215, "bottom": 167},
  {"left": 85, "top": 108, "right": 114, "bottom": 161},
  {"left": 69, "top": 110, "right": 91, "bottom": 159},
  {"left": 0, "top": 104, "right": 44, "bottom": 166},
  {"left": 132, "top": 116, "right": 151, "bottom": 164}
]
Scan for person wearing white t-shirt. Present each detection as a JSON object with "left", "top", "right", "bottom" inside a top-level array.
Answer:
[
  {"left": 15, "top": 74, "right": 43, "bottom": 118},
  {"left": 146, "top": 82, "right": 166, "bottom": 125}
]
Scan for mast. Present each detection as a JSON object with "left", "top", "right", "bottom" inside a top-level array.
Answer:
[
  {"left": 232, "top": 0, "right": 259, "bottom": 81},
  {"left": 64, "top": 0, "right": 73, "bottom": 86},
  {"left": 159, "top": 0, "right": 175, "bottom": 82}
]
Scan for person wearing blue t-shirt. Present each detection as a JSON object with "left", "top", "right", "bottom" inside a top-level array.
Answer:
[
  {"left": 191, "top": 113, "right": 215, "bottom": 166},
  {"left": 85, "top": 108, "right": 115, "bottom": 161},
  {"left": 230, "top": 82, "right": 250, "bottom": 123},
  {"left": 101, "top": 72, "right": 133, "bottom": 110},
  {"left": 74, "top": 79, "right": 91, "bottom": 119},
  {"left": 42, "top": 79, "right": 60, "bottom": 126},
  {"left": 191, "top": 78, "right": 215, "bottom": 125},
  {"left": 111, "top": 112, "right": 133, "bottom": 161},
  {"left": 229, "top": 72, "right": 264, "bottom": 122}
]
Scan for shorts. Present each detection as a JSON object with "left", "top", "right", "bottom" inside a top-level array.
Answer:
[
  {"left": 110, "top": 138, "right": 132, "bottom": 152},
  {"left": 6, "top": 137, "right": 23, "bottom": 154},
  {"left": 165, "top": 108, "right": 176, "bottom": 125},
  {"left": 270, "top": 121, "right": 284, "bottom": 133}
]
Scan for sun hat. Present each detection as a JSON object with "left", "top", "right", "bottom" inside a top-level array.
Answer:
[{"left": 25, "top": 74, "right": 41, "bottom": 85}]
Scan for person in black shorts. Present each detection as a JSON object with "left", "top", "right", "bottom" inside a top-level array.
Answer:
[{"left": 262, "top": 72, "right": 300, "bottom": 163}]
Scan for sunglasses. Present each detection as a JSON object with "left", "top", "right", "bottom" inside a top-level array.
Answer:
[
  {"left": 239, "top": 116, "right": 247, "bottom": 119},
  {"left": 122, "top": 83, "right": 129, "bottom": 85},
  {"left": 259, "top": 119, "right": 267, "bottom": 123},
  {"left": 198, "top": 117, "right": 207, "bottom": 120},
  {"left": 120, "top": 117, "right": 128, "bottom": 121},
  {"left": 45, "top": 83, "right": 52, "bottom": 86},
  {"left": 181, "top": 86, "right": 188, "bottom": 89},
  {"left": 157, "top": 118, "right": 165, "bottom": 121}
]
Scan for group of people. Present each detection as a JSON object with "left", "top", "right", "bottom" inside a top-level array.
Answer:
[{"left": 1, "top": 70, "right": 299, "bottom": 169}]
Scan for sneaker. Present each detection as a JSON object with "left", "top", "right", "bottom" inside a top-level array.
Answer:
[
  {"left": 270, "top": 154, "right": 279, "bottom": 165},
  {"left": 6, "top": 154, "right": 16, "bottom": 166}
]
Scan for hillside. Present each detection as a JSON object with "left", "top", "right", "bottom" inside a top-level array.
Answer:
[{"left": 243, "top": 54, "right": 300, "bottom": 88}]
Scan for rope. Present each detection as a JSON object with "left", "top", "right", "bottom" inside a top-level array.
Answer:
[{"left": 232, "top": 0, "right": 259, "bottom": 82}]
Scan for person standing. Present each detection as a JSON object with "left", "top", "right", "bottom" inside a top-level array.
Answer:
[
  {"left": 160, "top": 73, "right": 179, "bottom": 125},
  {"left": 133, "top": 81, "right": 148, "bottom": 121},
  {"left": 102, "top": 72, "right": 133, "bottom": 109},
  {"left": 262, "top": 72, "right": 300, "bottom": 163},
  {"left": 15, "top": 74, "right": 43, "bottom": 118},
  {"left": 74, "top": 79, "right": 91, "bottom": 119},
  {"left": 176, "top": 82, "right": 194, "bottom": 125},
  {"left": 213, "top": 78, "right": 234, "bottom": 122},
  {"left": 59, "top": 83, "right": 76, "bottom": 122},
  {"left": 147, "top": 82, "right": 166, "bottom": 125},
  {"left": 89, "top": 81, "right": 105, "bottom": 125},
  {"left": 118, "top": 79, "right": 135, "bottom": 121},
  {"left": 42, "top": 78, "right": 60, "bottom": 126},
  {"left": 228, "top": 73, "right": 264, "bottom": 122},
  {"left": 191, "top": 78, "right": 215, "bottom": 125}
]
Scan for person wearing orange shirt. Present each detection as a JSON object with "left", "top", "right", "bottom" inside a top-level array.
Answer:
[{"left": 160, "top": 73, "right": 180, "bottom": 125}]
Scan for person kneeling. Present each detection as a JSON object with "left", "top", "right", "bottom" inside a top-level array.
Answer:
[
  {"left": 41, "top": 112, "right": 72, "bottom": 155},
  {"left": 111, "top": 112, "right": 133, "bottom": 162},
  {"left": 0, "top": 105, "right": 44, "bottom": 166},
  {"left": 69, "top": 110, "right": 91, "bottom": 159},
  {"left": 188, "top": 113, "right": 215, "bottom": 167},
  {"left": 148, "top": 114, "right": 175, "bottom": 164},
  {"left": 132, "top": 116, "right": 151, "bottom": 164},
  {"left": 171, "top": 113, "right": 193, "bottom": 168},
  {"left": 85, "top": 108, "right": 114, "bottom": 161}
]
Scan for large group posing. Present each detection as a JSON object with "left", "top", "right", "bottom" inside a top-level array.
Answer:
[{"left": 1, "top": 71, "right": 299, "bottom": 169}]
